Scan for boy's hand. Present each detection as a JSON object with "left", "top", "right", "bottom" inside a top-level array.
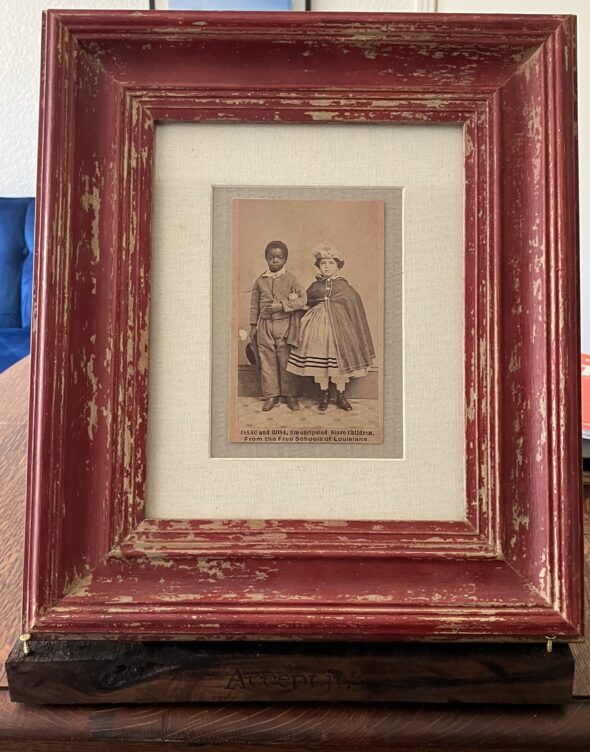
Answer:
[
  {"left": 249, "top": 325, "right": 257, "bottom": 340},
  {"left": 267, "top": 301, "right": 283, "bottom": 313}
]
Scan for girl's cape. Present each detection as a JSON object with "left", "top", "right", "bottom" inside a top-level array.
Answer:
[{"left": 304, "top": 277, "right": 375, "bottom": 375}]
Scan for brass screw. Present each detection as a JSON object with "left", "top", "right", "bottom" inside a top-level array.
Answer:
[
  {"left": 19, "top": 633, "right": 31, "bottom": 656},
  {"left": 545, "top": 635, "right": 557, "bottom": 654}
]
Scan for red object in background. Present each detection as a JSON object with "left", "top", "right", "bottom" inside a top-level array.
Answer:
[{"left": 583, "top": 354, "right": 590, "bottom": 434}]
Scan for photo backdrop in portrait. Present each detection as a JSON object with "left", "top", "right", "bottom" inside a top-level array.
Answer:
[
  {"left": 233, "top": 198, "right": 384, "bottom": 370},
  {"left": 226, "top": 193, "right": 388, "bottom": 448}
]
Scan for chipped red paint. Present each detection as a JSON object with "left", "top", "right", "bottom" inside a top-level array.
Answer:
[{"left": 23, "top": 11, "right": 582, "bottom": 640}]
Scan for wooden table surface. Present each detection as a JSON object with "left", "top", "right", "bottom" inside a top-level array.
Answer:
[{"left": 1, "top": 356, "right": 590, "bottom": 751}]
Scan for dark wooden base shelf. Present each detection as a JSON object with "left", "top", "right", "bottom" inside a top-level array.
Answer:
[{"left": 6, "top": 639, "right": 575, "bottom": 705}]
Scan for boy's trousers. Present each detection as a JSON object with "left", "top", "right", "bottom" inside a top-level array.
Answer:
[{"left": 257, "top": 318, "right": 299, "bottom": 398}]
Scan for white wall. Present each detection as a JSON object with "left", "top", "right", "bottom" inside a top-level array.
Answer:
[{"left": 0, "top": 0, "right": 148, "bottom": 197}]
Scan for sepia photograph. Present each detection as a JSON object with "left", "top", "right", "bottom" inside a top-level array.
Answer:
[{"left": 229, "top": 196, "right": 385, "bottom": 445}]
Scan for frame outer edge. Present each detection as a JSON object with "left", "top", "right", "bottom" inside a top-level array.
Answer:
[
  {"left": 23, "top": 10, "right": 60, "bottom": 634},
  {"left": 553, "top": 16, "right": 582, "bottom": 634}
]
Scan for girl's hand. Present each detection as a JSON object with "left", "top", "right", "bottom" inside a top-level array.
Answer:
[{"left": 249, "top": 325, "right": 258, "bottom": 340}]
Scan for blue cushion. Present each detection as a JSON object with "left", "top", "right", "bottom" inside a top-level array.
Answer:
[
  {"left": 0, "top": 328, "right": 31, "bottom": 373},
  {"left": 0, "top": 198, "right": 29, "bottom": 328},
  {"left": 21, "top": 199, "right": 35, "bottom": 329}
]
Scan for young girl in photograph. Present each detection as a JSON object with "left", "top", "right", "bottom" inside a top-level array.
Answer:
[{"left": 287, "top": 244, "right": 375, "bottom": 411}]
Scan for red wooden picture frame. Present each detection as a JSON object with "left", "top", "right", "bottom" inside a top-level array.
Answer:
[{"left": 23, "top": 10, "right": 582, "bottom": 641}]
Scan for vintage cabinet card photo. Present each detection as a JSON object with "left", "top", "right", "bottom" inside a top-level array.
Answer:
[{"left": 210, "top": 186, "right": 403, "bottom": 458}]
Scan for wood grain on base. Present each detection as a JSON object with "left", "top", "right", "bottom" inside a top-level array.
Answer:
[{"left": 4, "top": 689, "right": 590, "bottom": 751}]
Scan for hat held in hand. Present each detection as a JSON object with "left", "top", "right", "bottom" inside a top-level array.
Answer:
[{"left": 245, "top": 338, "right": 260, "bottom": 369}]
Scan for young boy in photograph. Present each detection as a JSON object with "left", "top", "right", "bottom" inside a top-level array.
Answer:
[{"left": 249, "top": 241, "right": 307, "bottom": 411}]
